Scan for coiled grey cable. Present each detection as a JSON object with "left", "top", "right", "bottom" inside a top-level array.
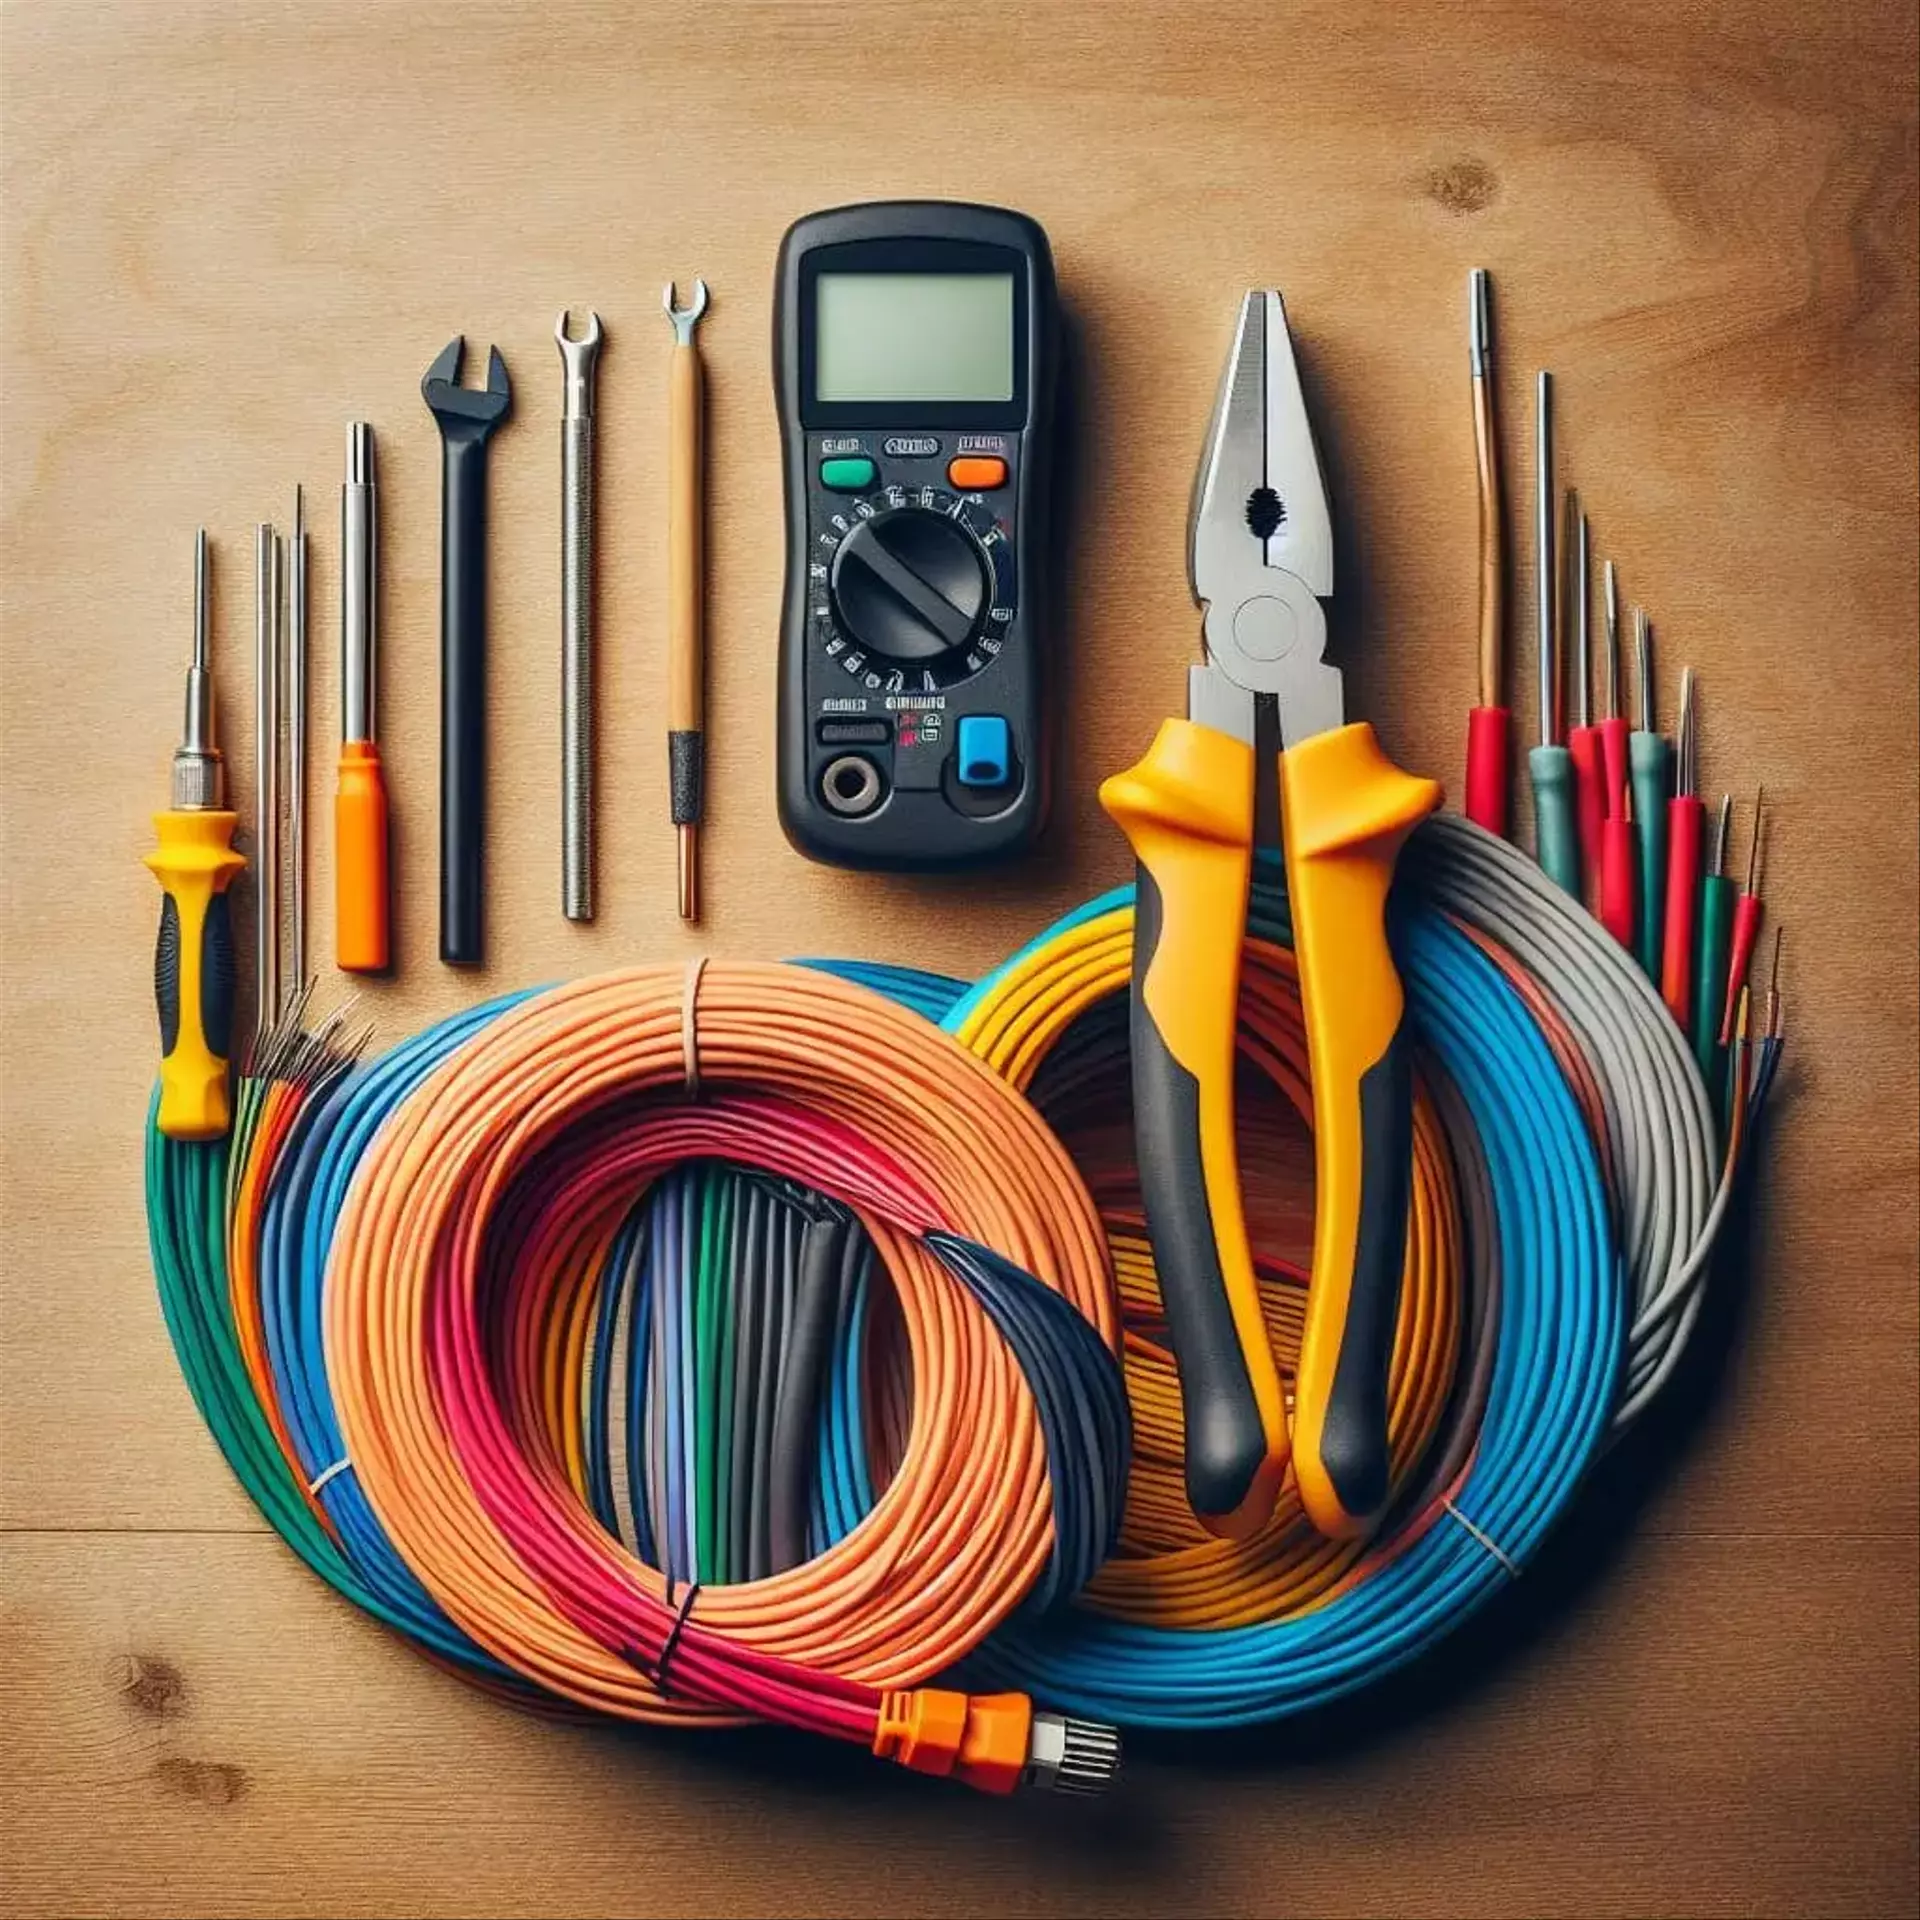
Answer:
[{"left": 1408, "top": 814, "right": 1733, "bottom": 1426}]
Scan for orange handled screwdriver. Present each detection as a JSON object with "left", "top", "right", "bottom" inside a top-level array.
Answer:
[
  {"left": 335, "top": 422, "right": 390, "bottom": 971},
  {"left": 147, "top": 531, "right": 245, "bottom": 1138}
]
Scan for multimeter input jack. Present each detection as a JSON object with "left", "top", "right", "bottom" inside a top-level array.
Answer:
[{"left": 820, "top": 753, "right": 885, "bottom": 818}]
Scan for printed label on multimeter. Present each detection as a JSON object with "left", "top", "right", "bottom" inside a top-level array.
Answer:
[{"left": 775, "top": 202, "right": 1059, "bottom": 871}]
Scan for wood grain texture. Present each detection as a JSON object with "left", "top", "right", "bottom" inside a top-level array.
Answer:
[{"left": 1, "top": 1, "right": 1914, "bottom": 1915}]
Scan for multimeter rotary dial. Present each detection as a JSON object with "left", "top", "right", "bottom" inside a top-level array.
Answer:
[{"left": 820, "top": 493, "right": 1011, "bottom": 691}]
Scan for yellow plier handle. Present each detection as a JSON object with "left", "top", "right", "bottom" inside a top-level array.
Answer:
[
  {"left": 1102, "top": 719, "right": 1285, "bottom": 1539},
  {"left": 1281, "top": 723, "right": 1441, "bottom": 1536},
  {"left": 1103, "top": 717, "right": 1440, "bottom": 1541}
]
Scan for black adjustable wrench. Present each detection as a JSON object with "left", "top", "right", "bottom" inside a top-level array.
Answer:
[{"left": 422, "top": 337, "right": 511, "bottom": 966}]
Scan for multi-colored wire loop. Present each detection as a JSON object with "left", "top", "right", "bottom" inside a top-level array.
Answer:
[{"left": 145, "top": 817, "right": 1782, "bottom": 1791}]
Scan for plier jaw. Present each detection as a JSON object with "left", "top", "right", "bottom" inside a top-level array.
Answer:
[{"left": 1188, "top": 291, "right": 1343, "bottom": 752}]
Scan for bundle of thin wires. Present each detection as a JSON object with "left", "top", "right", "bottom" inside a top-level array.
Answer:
[{"left": 144, "top": 816, "right": 1783, "bottom": 1778}]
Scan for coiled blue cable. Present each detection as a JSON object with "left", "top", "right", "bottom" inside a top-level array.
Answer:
[
  {"left": 258, "top": 991, "right": 534, "bottom": 1678},
  {"left": 809, "top": 877, "right": 1622, "bottom": 1727}
]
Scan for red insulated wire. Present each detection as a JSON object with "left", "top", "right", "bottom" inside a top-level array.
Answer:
[
  {"left": 1569, "top": 724, "right": 1607, "bottom": 908},
  {"left": 1594, "top": 562, "right": 1633, "bottom": 945},
  {"left": 1600, "top": 801, "right": 1636, "bottom": 948},
  {"left": 1660, "top": 669, "right": 1704, "bottom": 1025},
  {"left": 1720, "top": 786, "right": 1767, "bottom": 1043},
  {"left": 1599, "top": 563, "right": 1630, "bottom": 813},
  {"left": 1465, "top": 269, "right": 1509, "bottom": 837},
  {"left": 1598, "top": 717, "right": 1630, "bottom": 822},
  {"left": 1465, "top": 705, "right": 1511, "bottom": 835}
]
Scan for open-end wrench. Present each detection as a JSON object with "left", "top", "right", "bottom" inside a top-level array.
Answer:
[
  {"left": 556, "top": 310, "right": 603, "bottom": 923},
  {"left": 422, "top": 336, "right": 511, "bottom": 966}
]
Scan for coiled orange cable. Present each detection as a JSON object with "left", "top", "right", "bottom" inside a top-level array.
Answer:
[{"left": 325, "top": 963, "right": 1118, "bottom": 1762}]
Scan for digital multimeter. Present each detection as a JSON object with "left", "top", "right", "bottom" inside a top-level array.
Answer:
[{"left": 775, "top": 202, "right": 1059, "bottom": 868}]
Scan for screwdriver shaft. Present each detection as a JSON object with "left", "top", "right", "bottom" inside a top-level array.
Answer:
[
  {"left": 342, "top": 425, "right": 376, "bottom": 743},
  {"left": 176, "top": 529, "right": 216, "bottom": 789}
]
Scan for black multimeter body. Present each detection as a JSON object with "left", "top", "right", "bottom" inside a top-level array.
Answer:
[{"left": 775, "top": 202, "right": 1059, "bottom": 868}]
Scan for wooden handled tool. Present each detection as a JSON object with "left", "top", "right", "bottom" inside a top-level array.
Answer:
[{"left": 664, "top": 279, "right": 710, "bottom": 921}]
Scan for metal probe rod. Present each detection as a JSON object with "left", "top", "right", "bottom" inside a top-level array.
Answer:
[
  {"left": 1635, "top": 606, "right": 1654, "bottom": 728},
  {"left": 253, "top": 523, "right": 282, "bottom": 1031},
  {"left": 1676, "top": 665, "right": 1698, "bottom": 794},
  {"left": 288, "top": 487, "right": 308, "bottom": 987},
  {"left": 1570, "top": 504, "right": 1590, "bottom": 731},
  {"left": 557, "top": 310, "right": 604, "bottom": 922},
  {"left": 1603, "top": 560, "right": 1620, "bottom": 718},
  {"left": 1469, "top": 269, "right": 1503, "bottom": 712},
  {"left": 1534, "top": 372, "right": 1555, "bottom": 744},
  {"left": 664, "top": 279, "right": 710, "bottom": 923}
]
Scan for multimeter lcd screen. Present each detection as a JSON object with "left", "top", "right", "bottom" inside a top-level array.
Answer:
[{"left": 813, "top": 273, "right": 1015, "bottom": 403}]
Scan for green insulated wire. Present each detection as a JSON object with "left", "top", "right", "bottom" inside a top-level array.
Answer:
[
  {"left": 1528, "top": 379, "right": 1581, "bottom": 896},
  {"left": 1530, "top": 744, "right": 1581, "bottom": 896},
  {"left": 145, "top": 1112, "right": 375, "bottom": 1618},
  {"left": 1693, "top": 795, "right": 1735, "bottom": 1090},
  {"left": 1629, "top": 608, "right": 1672, "bottom": 977}
]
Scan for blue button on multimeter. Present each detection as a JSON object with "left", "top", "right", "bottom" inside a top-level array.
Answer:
[{"left": 956, "top": 715, "right": 1011, "bottom": 788}]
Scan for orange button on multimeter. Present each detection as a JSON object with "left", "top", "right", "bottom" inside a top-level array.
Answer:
[{"left": 948, "top": 455, "right": 1009, "bottom": 491}]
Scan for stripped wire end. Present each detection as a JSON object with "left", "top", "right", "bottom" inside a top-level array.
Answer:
[{"left": 1675, "top": 667, "right": 1699, "bottom": 794}]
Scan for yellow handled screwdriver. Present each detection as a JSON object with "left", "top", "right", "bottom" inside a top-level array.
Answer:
[{"left": 145, "top": 530, "right": 244, "bottom": 1139}]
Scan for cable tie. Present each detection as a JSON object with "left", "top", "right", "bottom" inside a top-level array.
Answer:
[
  {"left": 307, "top": 1457, "right": 353, "bottom": 1496},
  {"left": 649, "top": 1579, "right": 702, "bottom": 1698},
  {"left": 1443, "top": 1497, "right": 1519, "bottom": 1577},
  {"left": 680, "top": 957, "right": 708, "bottom": 1098}
]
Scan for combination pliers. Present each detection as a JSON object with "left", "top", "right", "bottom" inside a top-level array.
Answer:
[{"left": 1102, "top": 291, "right": 1442, "bottom": 1541}]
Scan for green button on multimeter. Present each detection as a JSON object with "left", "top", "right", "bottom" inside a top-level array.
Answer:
[
  {"left": 775, "top": 201, "right": 1059, "bottom": 871},
  {"left": 820, "top": 456, "right": 877, "bottom": 491}
]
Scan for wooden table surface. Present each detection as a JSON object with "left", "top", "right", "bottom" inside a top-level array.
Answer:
[{"left": 4, "top": 3, "right": 1916, "bottom": 1915}]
